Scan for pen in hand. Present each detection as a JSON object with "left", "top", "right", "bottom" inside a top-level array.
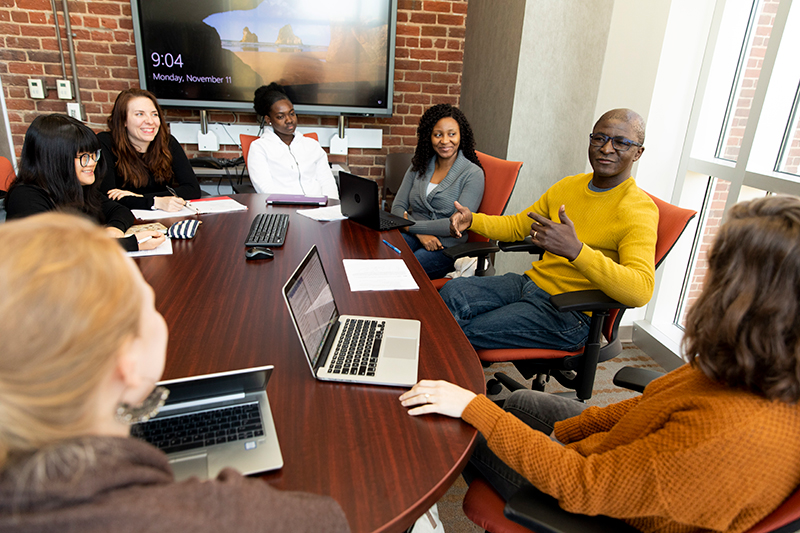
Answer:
[
  {"left": 137, "top": 235, "right": 153, "bottom": 245},
  {"left": 383, "top": 240, "right": 401, "bottom": 254},
  {"left": 167, "top": 186, "right": 200, "bottom": 214}
]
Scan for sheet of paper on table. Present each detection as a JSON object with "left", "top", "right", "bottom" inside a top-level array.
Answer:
[
  {"left": 297, "top": 205, "right": 347, "bottom": 222},
  {"left": 131, "top": 197, "right": 247, "bottom": 220},
  {"left": 127, "top": 237, "right": 173, "bottom": 258},
  {"left": 342, "top": 259, "right": 419, "bottom": 291}
]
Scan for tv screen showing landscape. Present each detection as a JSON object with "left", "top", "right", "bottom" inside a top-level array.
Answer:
[{"left": 131, "top": 0, "right": 396, "bottom": 115}]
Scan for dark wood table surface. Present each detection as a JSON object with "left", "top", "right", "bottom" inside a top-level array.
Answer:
[{"left": 134, "top": 194, "right": 486, "bottom": 533}]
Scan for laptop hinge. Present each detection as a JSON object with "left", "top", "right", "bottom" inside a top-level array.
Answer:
[
  {"left": 158, "top": 392, "right": 246, "bottom": 413},
  {"left": 316, "top": 319, "right": 341, "bottom": 372}
]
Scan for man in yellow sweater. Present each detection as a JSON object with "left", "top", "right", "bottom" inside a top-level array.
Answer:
[{"left": 443, "top": 108, "right": 658, "bottom": 351}]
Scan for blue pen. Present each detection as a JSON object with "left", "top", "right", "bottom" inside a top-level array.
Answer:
[{"left": 383, "top": 239, "right": 401, "bottom": 254}]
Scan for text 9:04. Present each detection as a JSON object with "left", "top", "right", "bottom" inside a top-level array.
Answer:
[{"left": 151, "top": 52, "right": 184, "bottom": 68}]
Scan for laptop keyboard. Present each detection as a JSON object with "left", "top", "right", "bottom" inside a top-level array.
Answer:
[
  {"left": 379, "top": 215, "right": 405, "bottom": 231},
  {"left": 131, "top": 403, "right": 264, "bottom": 454},
  {"left": 245, "top": 213, "right": 289, "bottom": 246},
  {"left": 328, "top": 318, "right": 385, "bottom": 376}
]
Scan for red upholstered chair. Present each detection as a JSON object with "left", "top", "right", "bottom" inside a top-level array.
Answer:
[
  {"left": 464, "top": 477, "right": 800, "bottom": 533},
  {"left": 462, "top": 477, "right": 536, "bottom": 533},
  {"left": 0, "top": 156, "right": 15, "bottom": 195},
  {"left": 463, "top": 366, "right": 800, "bottom": 533},
  {"left": 430, "top": 150, "right": 522, "bottom": 290},
  {"left": 483, "top": 193, "right": 697, "bottom": 401},
  {"left": 240, "top": 133, "right": 259, "bottom": 167}
]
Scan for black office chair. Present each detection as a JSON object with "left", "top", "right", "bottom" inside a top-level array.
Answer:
[{"left": 382, "top": 152, "right": 413, "bottom": 211}]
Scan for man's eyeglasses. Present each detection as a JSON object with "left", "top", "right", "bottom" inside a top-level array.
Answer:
[
  {"left": 588, "top": 133, "right": 642, "bottom": 152},
  {"left": 76, "top": 150, "right": 102, "bottom": 167}
]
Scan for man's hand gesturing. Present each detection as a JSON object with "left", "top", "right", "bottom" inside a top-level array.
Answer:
[
  {"left": 450, "top": 201, "right": 473, "bottom": 238},
  {"left": 528, "top": 205, "right": 583, "bottom": 261}
]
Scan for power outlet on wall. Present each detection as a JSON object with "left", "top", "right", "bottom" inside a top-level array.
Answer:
[{"left": 66, "top": 103, "right": 83, "bottom": 121}]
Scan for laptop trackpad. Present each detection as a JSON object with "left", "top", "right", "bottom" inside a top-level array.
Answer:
[
  {"left": 384, "top": 337, "right": 418, "bottom": 359},
  {"left": 169, "top": 453, "right": 209, "bottom": 481}
]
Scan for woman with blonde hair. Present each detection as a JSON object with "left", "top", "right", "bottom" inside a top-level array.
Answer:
[
  {"left": 401, "top": 195, "right": 800, "bottom": 532},
  {"left": 0, "top": 213, "right": 349, "bottom": 532}
]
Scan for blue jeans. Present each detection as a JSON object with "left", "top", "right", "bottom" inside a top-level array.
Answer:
[
  {"left": 439, "top": 273, "right": 591, "bottom": 351},
  {"left": 462, "top": 390, "right": 588, "bottom": 501},
  {"left": 402, "top": 232, "right": 455, "bottom": 280}
]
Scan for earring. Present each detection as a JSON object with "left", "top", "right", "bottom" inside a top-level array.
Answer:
[{"left": 116, "top": 386, "right": 170, "bottom": 425}]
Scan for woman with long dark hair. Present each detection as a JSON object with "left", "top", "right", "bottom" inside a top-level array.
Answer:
[
  {"left": 401, "top": 196, "right": 800, "bottom": 532},
  {"left": 99, "top": 88, "right": 201, "bottom": 212},
  {"left": 391, "top": 103, "right": 484, "bottom": 278},
  {"left": 4, "top": 113, "right": 164, "bottom": 251},
  {"left": 248, "top": 82, "right": 339, "bottom": 199}
]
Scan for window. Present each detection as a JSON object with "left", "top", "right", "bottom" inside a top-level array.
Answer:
[
  {"left": 640, "top": 0, "right": 800, "bottom": 361},
  {"left": 777, "top": 85, "right": 800, "bottom": 175}
]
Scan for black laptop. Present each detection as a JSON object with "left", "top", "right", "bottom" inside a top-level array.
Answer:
[{"left": 339, "top": 171, "right": 415, "bottom": 231}]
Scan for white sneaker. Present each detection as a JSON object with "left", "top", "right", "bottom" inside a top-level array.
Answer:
[{"left": 411, "top": 503, "right": 444, "bottom": 532}]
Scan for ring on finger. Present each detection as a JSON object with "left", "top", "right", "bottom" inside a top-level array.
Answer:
[{"left": 425, "top": 393, "right": 431, "bottom": 403}]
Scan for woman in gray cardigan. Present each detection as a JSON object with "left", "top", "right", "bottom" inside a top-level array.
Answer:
[{"left": 392, "top": 104, "right": 485, "bottom": 279}]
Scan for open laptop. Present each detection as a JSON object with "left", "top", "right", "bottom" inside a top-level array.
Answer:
[
  {"left": 130, "top": 366, "right": 283, "bottom": 482},
  {"left": 282, "top": 245, "right": 421, "bottom": 387},
  {"left": 339, "top": 171, "right": 415, "bottom": 231}
]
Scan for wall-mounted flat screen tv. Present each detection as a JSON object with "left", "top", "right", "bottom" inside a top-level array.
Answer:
[{"left": 131, "top": 0, "right": 397, "bottom": 116}]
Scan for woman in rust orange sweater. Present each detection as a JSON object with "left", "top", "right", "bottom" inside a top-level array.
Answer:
[{"left": 401, "top": 195, "right": 800, "bottom": 533}]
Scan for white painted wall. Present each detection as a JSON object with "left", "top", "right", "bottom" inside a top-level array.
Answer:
[{"left": 592, "top": 0, "right": 716, "bottom": 328}]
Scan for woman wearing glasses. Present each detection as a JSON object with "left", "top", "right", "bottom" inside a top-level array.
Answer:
[
  {"left": 98, "top": 88, "right": 201, "bottom": 212},
  {"left": 4, "top": 114, "right": 164, "bottom": 251},
  {"left": 0, "top": 213, "right": 350, "bottom": 532}
]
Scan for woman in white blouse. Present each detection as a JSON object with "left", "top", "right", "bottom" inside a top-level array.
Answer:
[{"left": 247, "top": 83, "right": 339, "bottom": 199}]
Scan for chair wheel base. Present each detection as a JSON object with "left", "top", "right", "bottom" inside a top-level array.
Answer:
[
  {"left": 532, "top": 374, "right": 547, "bottom": 392},
  {"left": 487, "top": 378, "right": 503, "bottom": 395}
]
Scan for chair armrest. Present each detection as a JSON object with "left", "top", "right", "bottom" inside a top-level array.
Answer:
[
  {"left": 443, "top": 241, "right": 499, "bottom": 260},
  {"left": 505, "top": 485, "right": 640, "bottom": 533},
  {"left": 612, "top": 367, "right": 665, "bottom": 393},
  {"left": 498, "top": 236, "right": 545, "bottom": 255},
  {"left": 549, "top": 290, "right": 630, "bottom": 314}
]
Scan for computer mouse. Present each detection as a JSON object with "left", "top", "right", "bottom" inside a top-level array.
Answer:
[{"left": 245, "top": 246, "right": 274, "bottom": 260}]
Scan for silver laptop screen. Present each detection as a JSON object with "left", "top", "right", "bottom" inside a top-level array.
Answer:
[{"left": 284, "top": 247, "right": 338, "bottom": 367}]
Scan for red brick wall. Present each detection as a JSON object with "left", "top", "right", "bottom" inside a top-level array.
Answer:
[{"left": 0, "top": 0, "right": 467, "bottom": 184}]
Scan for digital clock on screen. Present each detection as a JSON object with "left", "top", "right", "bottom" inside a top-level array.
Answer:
[{"left": 151, "top": 52, "right": 183, "bottom": 68}]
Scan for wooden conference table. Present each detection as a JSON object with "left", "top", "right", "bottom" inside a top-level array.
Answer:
[{"left": 133, "top": 194, "right": 486, "bottom": 533}]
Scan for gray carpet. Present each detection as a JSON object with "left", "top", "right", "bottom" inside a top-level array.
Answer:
[{"left": 433, "top": 343, "right": 666, "bottom": 533}]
